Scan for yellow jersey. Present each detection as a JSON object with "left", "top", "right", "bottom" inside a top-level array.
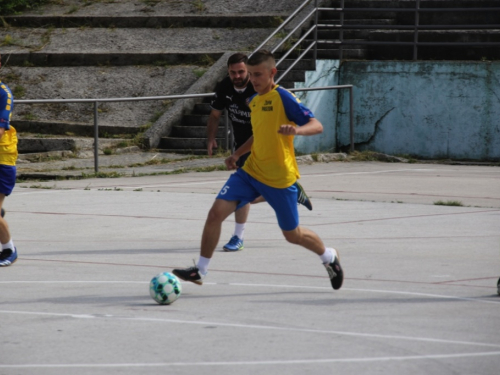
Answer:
[
  {"left": 0, "top": 81, "right": 18, "bottom": 166},
  {"left": 243, "top": 85, "right": 314, "bottom": 188}
]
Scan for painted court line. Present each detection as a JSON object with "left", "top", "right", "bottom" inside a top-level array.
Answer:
[
  {"left": 1, "top": 309, "right": 499, "bottom": 349},
  {"left": 1, "top": 351, "right": 500, "bottom": 368},
  {"left": 2, "top": 280, "right": 499, "bottom": 304}
]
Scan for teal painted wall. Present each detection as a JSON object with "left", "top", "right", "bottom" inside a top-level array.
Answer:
[
  {"left": 293, "top": 60, "right": 339, "bottom": 153},
  {"left": 295, "top": 60, "right": 500, "bottom": 160}
]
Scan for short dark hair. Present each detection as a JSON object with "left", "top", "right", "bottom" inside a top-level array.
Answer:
[
  {"left": 227, "top": 53, "right": 248, "bottom": 67},
  {"left": 247, "top": 50, "right": 275, "bottom": 67}
]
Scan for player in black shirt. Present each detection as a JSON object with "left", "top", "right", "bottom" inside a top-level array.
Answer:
[{"left": 206, "top": 53, "right": 312, "bottom": 252}]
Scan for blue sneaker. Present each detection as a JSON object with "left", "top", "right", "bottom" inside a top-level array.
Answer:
[
  {"left": 0, "top": 247, "right": 17, "bottom": 267},
  {"left": 223, "top": 235, "right": 244, "bottom": 252}
]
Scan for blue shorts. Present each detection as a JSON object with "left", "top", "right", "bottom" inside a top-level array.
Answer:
[
  {"left": 216, "top": 168, "right": 299, "bottom": 231},
  {"left": 0, "top": 165, "right": 16, "bottom": 196}
]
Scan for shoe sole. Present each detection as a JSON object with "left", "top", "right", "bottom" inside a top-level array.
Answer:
[
  {"left": 223, "top": 246, "right": 244, "bottom": 252},
  {"left": 0, "top": 257, "right": 17, "bottom": 267},
  {"left": 172, "top": 270, "right": 203, "bottom": 286}
]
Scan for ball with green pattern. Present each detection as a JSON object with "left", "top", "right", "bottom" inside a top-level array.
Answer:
[{"left": 149, "top": 272, "right": 182, "bottom": 305}]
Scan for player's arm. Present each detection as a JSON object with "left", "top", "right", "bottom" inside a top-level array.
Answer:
[
  {"left": 0, "top": 92, "right": 12, "bottom": 139},
  {"left": 278, "top": 118, "right": 323, "bottom": 136},
  {"left": 207, "top": 109, "right": 222, "bottom": 156},
  {"left": 225, "top": 136, "right": 253, "bottom": 170}
]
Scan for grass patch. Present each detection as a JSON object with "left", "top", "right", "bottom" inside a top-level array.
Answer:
[
  {"left": 80, "top": 171, "right": 123, "bottom": 179},
  {"left": 348, "top": 151, "right": 380, "bottom": 162},
  {"left": 192, "top": 0, "right": 205, "bottom": 12},
  {"left": 434, "top": 200, "right": 464, "bottom": 207},
  {"left": 29, "top": 184, "right": 54, "bottom": 189},
  {"left": 193, "top": 68, "right": 207, "bottom": 78},
  {"left": 12, "top": 85, "right": 26, "bottom": 98}
]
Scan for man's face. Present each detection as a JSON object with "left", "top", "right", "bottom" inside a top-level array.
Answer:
[
  {"left": 228, "top": 62, "right": 249, "bottom": 88},
  {"left": 247, "top": 62, "right": 276, "bottom": 95}
]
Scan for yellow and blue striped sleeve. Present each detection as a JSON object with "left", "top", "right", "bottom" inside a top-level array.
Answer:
[{"left": 0, "top": 82, "right": 14, "bottom": 130}]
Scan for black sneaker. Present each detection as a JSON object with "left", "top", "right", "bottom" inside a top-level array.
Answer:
[
  {"left": 324, "top": 250, "right": 343, "bottom": 290},
  {"left": 172, "top": 265, "right": 205, "bottom": 285},
  {"left": 295, "top": 181, "right": 312, "bottom": 211},
  {"left": 0, "top": 247, "right": 17, "bottom": 267},
  {"left": 497, "top": 277, "right": 500, "bottom": 296}
]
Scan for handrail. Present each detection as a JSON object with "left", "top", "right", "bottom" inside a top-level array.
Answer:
[
  {"left": 316, "top": 1, "right": 500, "bottom": 60},
  {"left": 16, "top": 85, "right": 354, "bottom": 173},
  {"left": 250, "top": 0, "right": 314, "bottom": 58}
]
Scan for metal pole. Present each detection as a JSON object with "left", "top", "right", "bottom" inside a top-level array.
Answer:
[
  {"left": 313, "top": 0, "right": 319, "bottom": 61},
  {"left": 94, "top": 101, "right": 99, "bottom": 173},
  {"left": 414, "top": 0, "right": 420, "bottom": 60},
  {"left": 339, "top": 0, "right": 345, "bottom": 61},
  {"left": 349, "top": 86, "right": 354, "bottom": 153}
]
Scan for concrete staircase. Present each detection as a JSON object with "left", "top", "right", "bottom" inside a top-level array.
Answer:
[
  {"left": 2, "top": 0, "right": 498, "bottom": 157},
  {"left": 157, "top": 58, "right": 317, "bottom": 155},
  {"left": 1, "top": 0, "right": 303, "bottom": 157}
]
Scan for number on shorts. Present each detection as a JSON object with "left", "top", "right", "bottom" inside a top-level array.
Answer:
[{"left": 220, "top": 185, "right": 230, "bottom": 195}]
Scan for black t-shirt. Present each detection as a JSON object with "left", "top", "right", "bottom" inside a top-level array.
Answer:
[{"left": 210, "top": 77, "right": 255, "bottom": 149}]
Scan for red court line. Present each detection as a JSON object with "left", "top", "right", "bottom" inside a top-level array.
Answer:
[
  {"left": 9, "top": 208, "right": 500, "bottom": 228},
  {"left": 20, "top": 257, "right": 498, "bottom": 291},
  {"left": 310, "top": 209, "right": 500, "bottom": 227},
  {"left": 310, "top": 189, "right": 500, "bottom": 201}
]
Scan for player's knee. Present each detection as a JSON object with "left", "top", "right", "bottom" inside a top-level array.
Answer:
[
  {"left": 282, "top": 228, "right": 301, "bottom": 245},
  {"left": 206, "top": 207, "right": 225, "bottom": 223}
]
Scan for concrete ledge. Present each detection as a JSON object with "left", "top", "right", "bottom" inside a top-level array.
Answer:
[
  {"left": 142, "top": 51, "right": 233, "bottom": 149},
  {"left": 5, "top": 52, "right": 225, "bottom": 67},
  {"left": 3, "top": 15, "right": 284, "bottom": 29},
  {"left": 12, "top": 120, "right": 138, "bottom": 137}
]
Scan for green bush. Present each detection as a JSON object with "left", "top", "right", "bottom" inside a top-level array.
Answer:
[{"left": 0, "top": 0, "right": 49, "bottom": 15}]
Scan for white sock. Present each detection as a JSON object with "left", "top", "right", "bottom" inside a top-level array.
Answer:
[
  {"left": 234, "top": 223, "right": 245, "bottom": 240},
  {"left": 197, "top": 256, "right": 211, "bottom": 275},
  {"left": 320, "top": 247, "right": 335, "bottom": 264},
  {"left": 2, "top": 240, "right": 14, "bottom": 251}
]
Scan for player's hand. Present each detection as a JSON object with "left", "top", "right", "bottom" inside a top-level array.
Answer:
[
  {"left": 225, "top": 154, "right": 239, "bottom": 170},
  {"left": 207, "top": 139, "right": 218, "bottom": 156},
  {"left": 277, "top": 124, "right": 297, "bottom": 135}
]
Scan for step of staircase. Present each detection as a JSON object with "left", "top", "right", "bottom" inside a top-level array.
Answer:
[
  {"left": 159, "top": 137, "right": 226, "bottom": 151},
  {"left": 171, "top": 126, "right": 225, "bottom": 139}
]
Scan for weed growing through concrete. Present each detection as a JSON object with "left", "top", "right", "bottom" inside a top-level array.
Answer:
[
  {"left": 192, "top": 0, "right": 205, "bottom": 12},
  {"left": 434, "top": 200, "right": 464, "bottom": 207}
]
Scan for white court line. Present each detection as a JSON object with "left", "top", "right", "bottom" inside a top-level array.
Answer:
[
  {"left": 307, "top": 168, "right": 441, "bottom": 178},
  {"left": 16, "top": 168, "right": 442, "bottom": 193},
  {"left": 1, "top": 351, "right": 500, "bottom": 368},
  {"left": 2, "top": 280, "right": 499, "bottom": 305},
  {"left": 1, "top": 308, "right": 499, "bottom": 349}
]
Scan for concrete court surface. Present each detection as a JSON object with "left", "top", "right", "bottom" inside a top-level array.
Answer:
[{"left": 1, "top": 161, "right": 500, "bottom": 375}]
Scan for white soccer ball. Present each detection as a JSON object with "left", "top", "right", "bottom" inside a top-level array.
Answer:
[{"left": 149, "top": 272, "right": 182, "bottom": 305}]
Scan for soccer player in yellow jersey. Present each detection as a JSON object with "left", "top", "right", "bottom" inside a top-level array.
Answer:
[
  {"left": 0, "top": 54, "right": 18, "bottom": 267},
  {"left": 174, "top": 50, "right": 343, "bottom": 290}
]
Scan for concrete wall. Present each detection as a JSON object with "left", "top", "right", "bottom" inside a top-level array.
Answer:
[
  {"left": 296, "top": 60, "right": 500, "bottom": 161},
  {"left": 293, "top": 60, "right": 339, "bottom": 154}
]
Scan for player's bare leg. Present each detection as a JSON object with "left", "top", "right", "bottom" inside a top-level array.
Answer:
[
  {"left": 174, "top": 199, "right": 237, "bottom": 284},
  {"left": 223, "top": 202, "right": 250, "bottom": 251},
  {"left": 282, "top": 226, "right": 344, "bottom": 290},
  {"left": 0, "top": 194, "right": 17, "bottom": 267}
]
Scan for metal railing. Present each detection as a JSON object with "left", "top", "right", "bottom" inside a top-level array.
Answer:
[
  {"left": 255, "top": 0, "right": 500, "bottom": 63},
  {"left": 14, "top": 0, "right": 358, "bottom": 173},
  {"left": 16, "top": 85, "right": 354, "bottom": 173},
  {"left": 321, "top": 0, "right": 500, "bottom": 61}
]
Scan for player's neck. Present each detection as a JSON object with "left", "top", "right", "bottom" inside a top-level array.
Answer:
[{"left": 257, "top": 82, "right": 276, "bottom": 96}]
